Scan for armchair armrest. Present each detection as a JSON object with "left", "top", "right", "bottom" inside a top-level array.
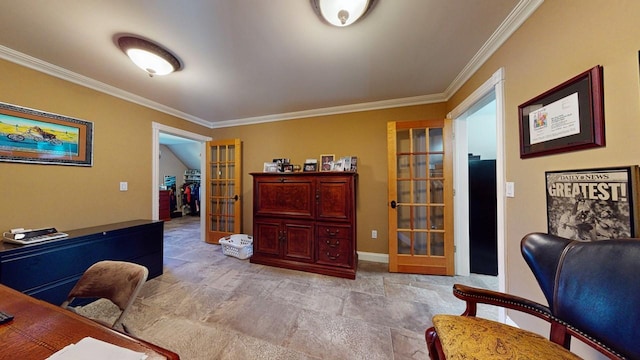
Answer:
[{"left": 452, "top": 284, "right": 552, "bottom": 322}]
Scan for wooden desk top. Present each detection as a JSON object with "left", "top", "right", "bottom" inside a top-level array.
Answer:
[{"left": 0, "top": 284, "right": 179, "bottom": 359}]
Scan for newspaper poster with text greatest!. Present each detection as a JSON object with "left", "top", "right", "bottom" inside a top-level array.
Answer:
[{"left": 546, "top": 167, "right": 639, "bottom": 241}]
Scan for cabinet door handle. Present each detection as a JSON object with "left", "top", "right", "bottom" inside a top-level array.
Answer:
[
  {"left": 326, "top": 252, "right": 340, "bottom": 260},
  {"left": 233, "top": 194, "right": 239, "bottom": 201},
  {"left": 326, "top": 239, "right": 340, "bottom": 248},
  {"left": 325, "top": 228, "right": 340, "bottom": 236}
]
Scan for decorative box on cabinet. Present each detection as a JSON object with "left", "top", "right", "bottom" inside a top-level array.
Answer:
[
  {"left": 0, "top": 220, "right": 164, "bottom": 304},
  {"left": 250, "top": 172, "right": 357, "bottom": 279}
]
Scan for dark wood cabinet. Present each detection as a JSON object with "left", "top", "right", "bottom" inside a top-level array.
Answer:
[
  {"left": 159, "top": 190, "right": 171, "bottom": 221},
  {"left": 251, "top": 172, "right": 357, "bottom": 279},
  {"left": 0, "top": 220, "right": 164, "bottom": 304}
]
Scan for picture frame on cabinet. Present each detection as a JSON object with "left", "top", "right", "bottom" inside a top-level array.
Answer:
[
  {"left": 0, "top": 101, "right": 93, "bottom": 166},
  {"left": 320, "top": 154, "right": 334, "bottom": 171},
  {"left": 332, "top": 159, "right": 345, "bottom": 171},
  {"left": 263, "top": 162, "right": 278, "bottom": 172},
  {"left": 350, "top": 156, "right": 358, "bottom": 172},
  {"left": 303, "top": 163, "right": 317, "bottom": 172},
  {"left": 272, "top": 158, "right": 289, "bottom": 172},
  {"left": 338, "top": 156, "right": 352, "bottom": 171}
]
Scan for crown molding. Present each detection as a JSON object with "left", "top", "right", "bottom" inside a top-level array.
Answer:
[
  {"left": 0, "top": 0, "right": 542, "bottom": 129},
  {"left": 444, "top": 0, "right": 544, "bottom": 99},
  {"left": 211, "top": 93, "right": 447, "bottom": 129},
  {"left": 0, "top": 45, "right": 212, "bottom": 128}
]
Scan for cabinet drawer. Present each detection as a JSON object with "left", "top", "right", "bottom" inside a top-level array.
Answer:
[
  {"left": 317, "top": 225, "right": 350, "bottom": 240},
  {"left": 317, "top": 224, "right": 352, "bottom": 268},
  {"left": 317, "top": 238, "right": 351, "bottom": 268}
]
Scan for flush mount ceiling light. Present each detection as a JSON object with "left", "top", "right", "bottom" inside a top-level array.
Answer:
[
  {"left": 117, "top": 36, "right": 182, "bottom": 77},
  {"left": 311, "top": 0, "right": 375, "bottom": 27}
]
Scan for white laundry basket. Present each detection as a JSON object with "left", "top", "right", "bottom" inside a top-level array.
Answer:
[{"left": 219, "top": 234, "right": 253, "bottom": 260}]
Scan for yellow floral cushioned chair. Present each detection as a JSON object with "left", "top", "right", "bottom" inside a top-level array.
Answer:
[{"left": 426, "top": 233, "right": 640, "bottom": 360}]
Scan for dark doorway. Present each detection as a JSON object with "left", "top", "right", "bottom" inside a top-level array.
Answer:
[{"left": 468, "top": 158, "right": 498, "bottom": 275}]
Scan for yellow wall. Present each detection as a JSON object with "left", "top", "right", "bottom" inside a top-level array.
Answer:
[
  {"left": 0, "top": 55, "right": 447, "bottom": 255},
  {"left": 0, "top": 59, "right": 210, "bottom": 231},
  {"left": 448, "top": 1, "right": 640, "bottom": 356},
  {"left": 212, "top": 104, "right": 447, "bottom": 254},
  {"left": 2, "top": 2, "right": 637, "bottom": 355}
]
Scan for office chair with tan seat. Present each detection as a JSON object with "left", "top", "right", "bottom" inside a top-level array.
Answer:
[
  {"left": 61, "top": 260, "right": 148, "bottom": 334},
  {"left": 426, "top": 233, "right": 640, "bottom": 360}
]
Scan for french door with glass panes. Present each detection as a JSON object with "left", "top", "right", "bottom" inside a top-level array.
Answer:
[
  {"left": 387, "top": 120, "right": 454, "bottom": 275},
  {"left": 206, "top": 139, "right": 242, "bottom": 244}
]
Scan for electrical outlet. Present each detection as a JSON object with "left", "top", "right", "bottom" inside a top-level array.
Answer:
[
  {"left": 119, "top": 182, "right": 128, "bottom": 191},
  {"left": 371, "top": 230, "right": 378, "bottom": 239}
]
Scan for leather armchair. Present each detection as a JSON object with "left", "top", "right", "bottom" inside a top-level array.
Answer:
[{"left": 426, "top": 233, "right": 640, "bottom": 360}]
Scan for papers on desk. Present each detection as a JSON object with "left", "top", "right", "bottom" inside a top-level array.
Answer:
[{"left": 46, "top": 337, "right": 148, "bottom": 360}]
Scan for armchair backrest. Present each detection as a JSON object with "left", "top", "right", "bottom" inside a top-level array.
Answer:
[{"left": 521, "top": 233, "right": 640, "bottom": 359}]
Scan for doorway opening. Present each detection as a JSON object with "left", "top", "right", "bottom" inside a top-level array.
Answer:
[
  {"left": 465, "top": 93, "right": 498, "bottom": 276},
  {"left": 450, "top": 68, "right": 506, "bottom": 312},
  {"left": 152, "top": 122, "right": 211, "bottom": 243}
]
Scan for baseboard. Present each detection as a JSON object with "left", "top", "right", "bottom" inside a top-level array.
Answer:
[{"left": 357, "top": 251, "right": 389, "bottom": 263}]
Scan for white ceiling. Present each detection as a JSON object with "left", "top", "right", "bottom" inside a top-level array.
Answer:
[
  {"left": 159, "top": 132, "right": 201, "bottom": 169},
  {"left": 0, "top": 0, "right": 541, "bottom": 128}
]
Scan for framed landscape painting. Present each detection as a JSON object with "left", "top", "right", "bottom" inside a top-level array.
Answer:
[{"left": 0, "top": 102, "right": 93, "bottom": 166}]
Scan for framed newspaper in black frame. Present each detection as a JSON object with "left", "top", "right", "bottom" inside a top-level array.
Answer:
[
  {"left": 545, "top": 166, "right": 639, "bottom": 241},
  {"left": 519, "top": 66, "right": 604, "bottom": 159}
]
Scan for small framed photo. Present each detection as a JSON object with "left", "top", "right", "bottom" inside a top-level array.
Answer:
[
  {"left": 282, "top": 164, "right": 294, "bottom": 172},
  {"left": 350, "top": 156, "right": 358, "bottom": 172},
  {"left": 320, "top": 154, "right": 334, "bottom": 171},
  {"left": 303, "top": 163, "right": 317, "bottom": 172},
  {"left": 334, "top": 159, "right": 349, "bottom": 171},
  {"left": 272, "top": 158, "right": 289, "bottom": 172},
  {"left": 263, "top": 162, "right": 278, "bottom": 172},
  {"left": 339, "top": 156, "right": 352, "bottom": 171}
]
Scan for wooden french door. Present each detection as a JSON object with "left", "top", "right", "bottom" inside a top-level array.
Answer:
[
  {"left": 206, "top": 139, "right": 242, "bottom": 244},
  {"left": 387, "top": 120, "right": 454, "bottom": 275}
]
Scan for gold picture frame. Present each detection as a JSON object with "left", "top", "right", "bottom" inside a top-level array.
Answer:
[
  {"left": 0, "top": 101, "right": 93, "bottom": 166},
  {"left": 320, "top": 154, "right": 334, "bottom": 171}
]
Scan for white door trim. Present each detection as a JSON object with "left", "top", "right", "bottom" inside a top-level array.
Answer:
[
  {"left": 152, "top": 122, "right": 212, "bottom": 243},
  {"left": 448, "top": 68, "right": 506, "bottom": 319}
]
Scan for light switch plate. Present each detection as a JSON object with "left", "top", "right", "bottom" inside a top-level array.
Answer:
[
  {"left": 119, "top": 182, "right": 128, "bottom": 191},
  {"left": 506, "top": 182, "right": 515, "bottom": 197}
]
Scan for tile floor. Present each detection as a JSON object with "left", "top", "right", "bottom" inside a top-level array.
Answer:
[{"left": 82, "top": 216, "right": 498, "bottom": 359}]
